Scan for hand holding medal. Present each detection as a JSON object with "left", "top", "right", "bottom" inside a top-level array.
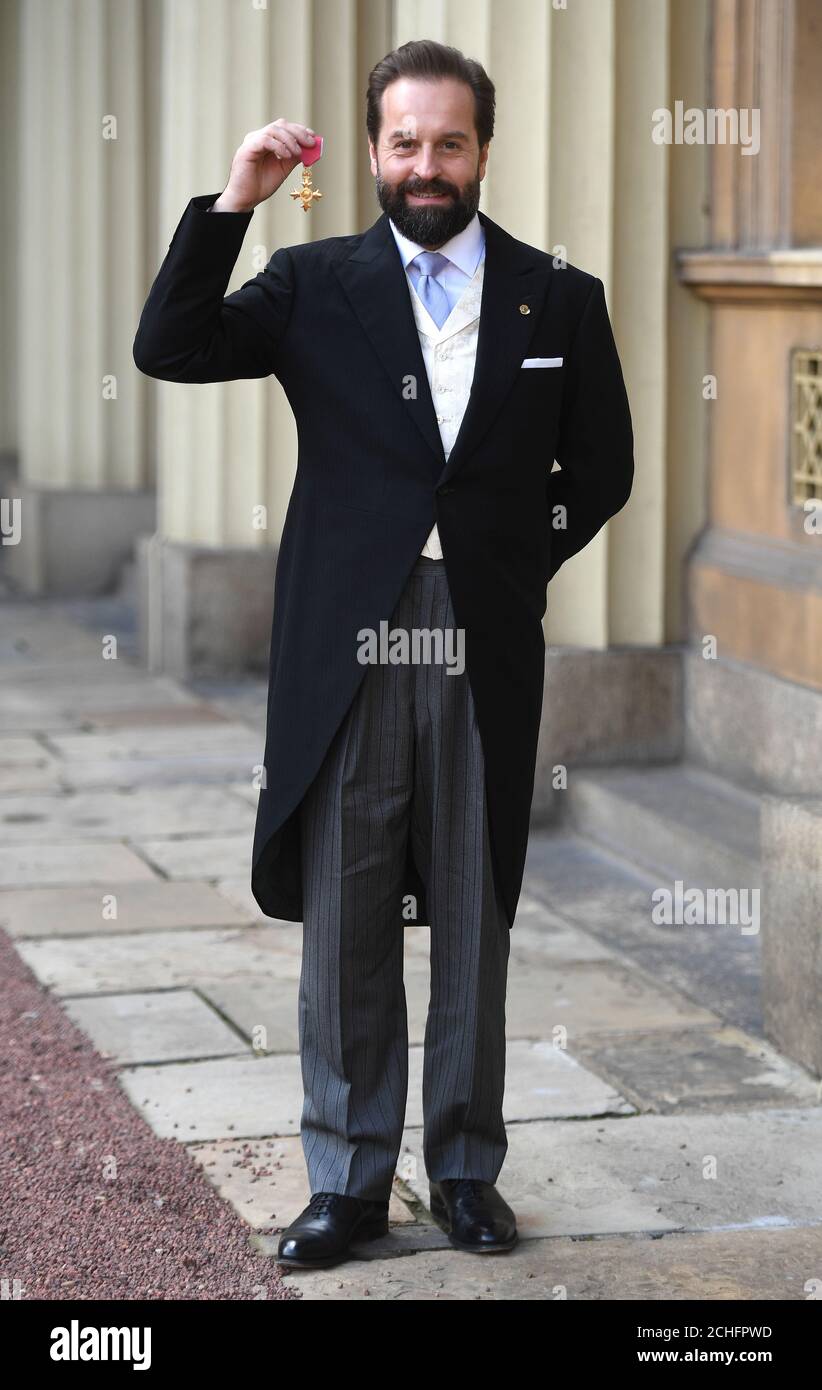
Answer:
[{"left": 209, "top": 121, "right": 323, "bottom": 215}]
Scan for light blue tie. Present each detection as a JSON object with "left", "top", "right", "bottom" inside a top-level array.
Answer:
[{"left": 412, "top": 251, "right": 450, "bottom": 329}]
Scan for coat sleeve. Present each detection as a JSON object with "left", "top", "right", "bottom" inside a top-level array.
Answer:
[
  {"left": 546, "top": 275, "right": 634, "bottom": 582},
  {"left": 132, "top": 194, "right": 294, "bottom": 383}
]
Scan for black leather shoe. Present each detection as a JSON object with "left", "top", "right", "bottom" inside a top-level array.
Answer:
[
  {"left": 430, "top": 1178, "right": 518, "bottom": 1252},
  {"left": 276, "top": 1192, "right": 390, "bottom": 1268}
]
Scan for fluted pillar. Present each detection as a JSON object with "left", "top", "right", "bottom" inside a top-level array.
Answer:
[
  {"left": 140, "top": 0, "right": 392, "bottom": 674},
  {"left": 8, "top": 0, "right": 155, "bottom": 594},
  {"left": 0, "top": 0, "right": 19, "bottom": 486}
]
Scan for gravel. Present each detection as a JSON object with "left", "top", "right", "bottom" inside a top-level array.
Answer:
[{"left": 0, "top": 929, "right": 298, "bottom": 1301}]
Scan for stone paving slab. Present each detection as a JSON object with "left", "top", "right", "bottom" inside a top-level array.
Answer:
[
  {"left": 187, "top": 679, "right": 268, "bottom": 735},
  {"left": 119, "top": 1035, "right": 631, "bottom": 1144},
  {"left": 0, "top": 784, "right": 255, "bottom": 842},
  {"left": 0, "top": 734, "right": 55, "bottom": 764},
  {"left": 136, "top": 834, "right": 253, "bottom": 880},
  {"left": 497, "top": 1040, "right": 634, "bottom": 1121},
  {"left": 187, "top": 1134, "right": 416, "bottom": 1231},
  {"left": 64, "top": 989, "right": 250, "bottom": 1065},
  {"left": 0, "top": 619, "right": 110, "bottom": 666},
  {"left": 523, "top": 831, "right": 659, "bottom": 922},
  {"left": 81, "top": 705, "right": 234, "bottom": 730},
  {"left": 271, "top": 1224, "right": 822, "bottom": 1300},
  {"left": 524, "top": 832, "right": 764, "bottom": 1036},
  {"left": 0, "top": 716, "right": 81, "bottom": 741},
  {"left": 0, "top": 669, "right": 198, "bottom": 703},
  {"left": 0, "top": 700, "right": 77, "bottom": 734},
  {"left": 47, "top": 724, "right": 263, "bottom": 761},
  {"left": 15, "top": 924, "right": 304, "bottom": 994},
  {"left": 400, "top": 1107, "right": 822, "bottom": 1239},
  {"left": 0, "top": 686, "right": 205, "bottom": 738},
  {"left": 0, "top": 880, "right": 254, "bottom": 937},
  {"left": 0, "top": 841, "right": 156, "bottom": 888},
  {"left": 198, "top": 977, "right": 301, "bottom": 1053},
  {"left": 0, "top": 763, "right": 62, "bottom": 793},
  {"left": 572, "top": 1026, "right": 822, "bottom": 1113},
  {"left": 508, "top": 893, "right": 616, "bottom": 962},
  {"left": 622, "top": 939, "right": 764, "bottom": 1041},
  {"left": 504, "top": 957, "right": 718, "bottom": 1036},
  {"left": 120, "top": 1052, "right": 305, "bottom": 1140},
  {"left": 214, "top": 877, "right": 270, "bottom": 921},
  {"left": 59, "top": 758, "right": 261, "bottom": 790},
  {"left": 229, "top": 783, "right": 262, "bottom": 807}
]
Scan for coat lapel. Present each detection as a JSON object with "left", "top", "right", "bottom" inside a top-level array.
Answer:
[
  {"left": 332, "top": 209, "right": 554, "bottom": 488},
  {"left": 438, "top": 212, "right": 552, "bottom": 487},
  {"left": 332, "top": 214, "right": 445, "bottom": 472}
]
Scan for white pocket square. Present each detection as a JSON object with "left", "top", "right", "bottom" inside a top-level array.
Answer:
[{"left": 521, "top": 356, "right": 563, "bottom": 368}]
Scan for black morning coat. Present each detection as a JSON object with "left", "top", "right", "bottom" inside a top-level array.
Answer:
[{"left": 133, "top": 193, "right": 634, "bottom": 929}]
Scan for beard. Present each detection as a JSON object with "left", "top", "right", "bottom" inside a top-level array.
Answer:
[{"left": 375, "top": 166, "right": 481, "bottom": 248}]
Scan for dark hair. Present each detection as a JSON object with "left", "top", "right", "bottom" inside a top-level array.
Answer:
[{"left": 366, "top": 39, "right": 495, "bottom": 150}]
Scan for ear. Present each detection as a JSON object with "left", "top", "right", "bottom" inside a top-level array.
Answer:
[
  {"left": 368, "top": 139, "right": 378, "bottom": 177},
  {"left": 478, "top": 141, "right": 491, "bottom": 181}
]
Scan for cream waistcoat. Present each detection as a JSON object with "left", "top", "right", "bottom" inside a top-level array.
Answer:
[{"left": 404, "top": 257, "right": 486, "bottom": 559}]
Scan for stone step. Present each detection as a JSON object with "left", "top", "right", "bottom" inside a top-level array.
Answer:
[{"left": 564, "top": 763, "right": 761, "bottom": 888}]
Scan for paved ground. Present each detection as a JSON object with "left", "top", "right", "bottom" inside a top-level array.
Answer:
[{"left": 1, "top": 593, "right": 821, "bottom": 1300}]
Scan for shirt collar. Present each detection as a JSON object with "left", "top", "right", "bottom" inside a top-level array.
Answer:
[{"left": 388, "top": 211, "right": 485, "bottom": 278}]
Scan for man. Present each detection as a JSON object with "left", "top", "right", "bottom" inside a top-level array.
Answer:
[{"left": 133, "top": 39, "right": 633, "bottom": 1269}]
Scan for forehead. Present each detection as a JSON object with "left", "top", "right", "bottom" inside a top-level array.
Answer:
[{"left": 378, "top": 77, "right": 476, "bottom": 137}]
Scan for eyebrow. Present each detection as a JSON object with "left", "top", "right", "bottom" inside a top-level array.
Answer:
[{"left": 388, "top": 129, "right": 469, "bottom": 140}]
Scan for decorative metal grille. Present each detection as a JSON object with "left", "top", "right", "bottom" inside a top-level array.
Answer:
[{"left": 791, "top": 349, "right": 822, "bottom": 505}]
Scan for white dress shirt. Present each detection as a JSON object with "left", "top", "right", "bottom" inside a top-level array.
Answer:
[{"left": 389, "top": 214, "right": 486, "bottom": 559}]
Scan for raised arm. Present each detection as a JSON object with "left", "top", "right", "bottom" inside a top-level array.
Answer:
[
  {"left": 546, "top": 276, "right": 634, "bottom": 581},
  {"left": 132, "top": 119, "right": 317, "bottom": 383}
]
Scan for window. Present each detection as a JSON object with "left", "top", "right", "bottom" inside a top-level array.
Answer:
[{"left": 790, "top": 349, "right": 822, "bottom": 505}]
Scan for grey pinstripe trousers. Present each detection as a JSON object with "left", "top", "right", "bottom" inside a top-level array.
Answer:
[{"left": 298, "top": 556, "right": 511, "bottom": 1201}]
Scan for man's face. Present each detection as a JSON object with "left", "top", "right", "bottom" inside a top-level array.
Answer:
[{"left": 369, "top": 77, "right": 489, "bottom": 248}]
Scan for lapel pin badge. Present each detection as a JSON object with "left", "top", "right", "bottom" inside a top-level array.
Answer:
[
  {"left": 519, "top": 303, "right": 530, "bottom": 315},
  {"left": 291, "top": 134, "right": 324, "bottom": 212}
]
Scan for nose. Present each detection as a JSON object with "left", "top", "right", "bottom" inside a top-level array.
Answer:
[{"left": 412, "top": 145, "right": 442, "bottom": 183}]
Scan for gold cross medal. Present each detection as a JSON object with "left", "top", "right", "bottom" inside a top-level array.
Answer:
[{"left": 290, "top": 134, "right": 324, "bottom": 212}]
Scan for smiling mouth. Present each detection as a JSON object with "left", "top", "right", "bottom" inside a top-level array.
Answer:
[{"left": 406, "top": 190, "right": 452, "bottom": 200}]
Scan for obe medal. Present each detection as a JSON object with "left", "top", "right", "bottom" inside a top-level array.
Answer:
[{"left": 291, "top": 134, "right": 324, "bottom": 212}]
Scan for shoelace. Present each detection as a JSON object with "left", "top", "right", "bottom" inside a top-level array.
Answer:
[{"left": 307, "top": 1191, "right": 342, "bottom": 1217}]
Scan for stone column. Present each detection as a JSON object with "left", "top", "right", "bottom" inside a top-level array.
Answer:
[
  {"left": 139, "top": 0, "right": 391, "bottom": 676},
  {"left": 541, "top": 0, "right": 671, "bottom": 650},
  {"left": 6, "top": 0, "right": 155, "bottom": 595},
  {"left": 762, "top": 795, "right": 822, "bottom": 1077},
  {"left": 0, "top": 0, "right": 20, "bottom": 495}
]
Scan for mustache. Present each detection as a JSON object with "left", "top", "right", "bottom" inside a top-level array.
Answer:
[{"left": 401, "top": 180, "right": 458, "bottom": 198}]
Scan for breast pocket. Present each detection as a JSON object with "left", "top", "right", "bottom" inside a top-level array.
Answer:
[{"left": 515, "top": 358, "right": 566, "bottom": 408}]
